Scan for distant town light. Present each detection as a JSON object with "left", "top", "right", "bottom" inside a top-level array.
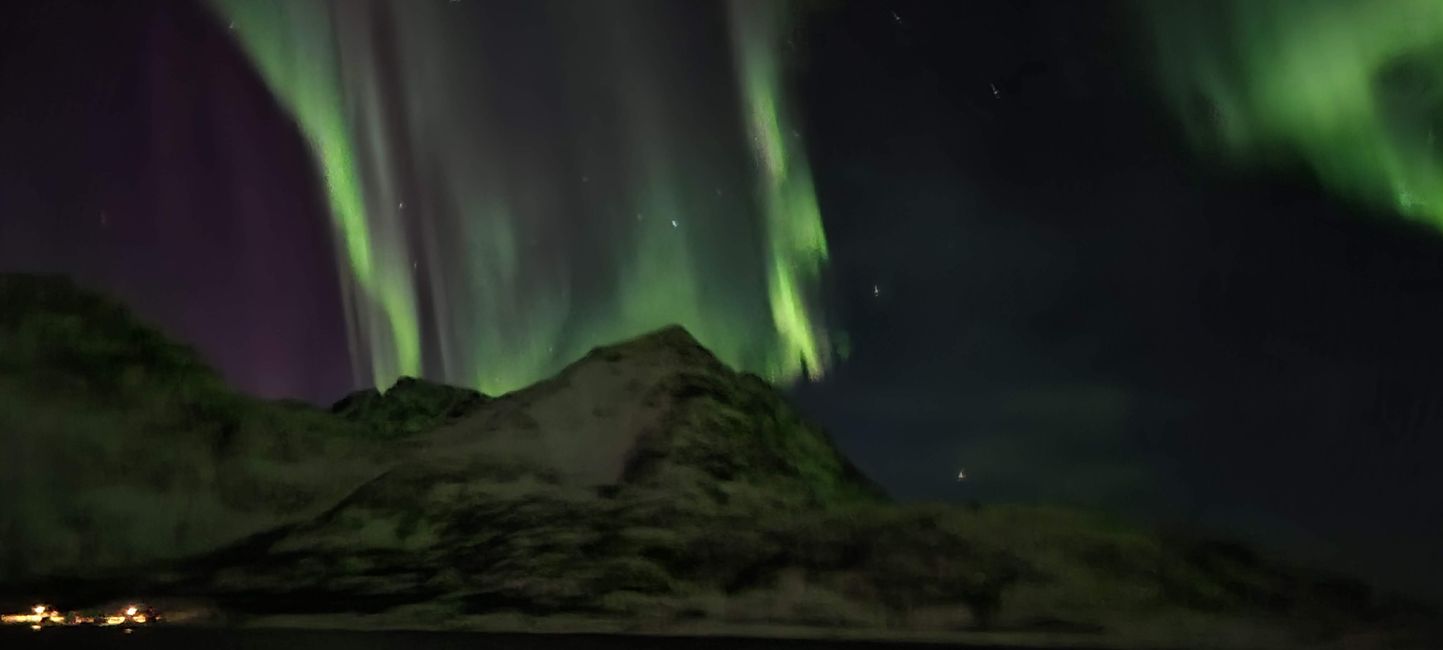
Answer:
[{"left": 4, "top": 599, "right": 160, "bottom": 628}]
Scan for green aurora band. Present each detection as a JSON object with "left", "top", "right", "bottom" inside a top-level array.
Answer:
[
  {"left": 219, "top": 0, "right": 422, "bottom": 388},
  {"left": 731, "top": 0, "right": 832, "bottom": 384},
  {"left": 1147, "top": 0, "right": 1443, "bottom": 227},
  {"left": 212, "top": 0, "right": 832, "bottom": 394}
]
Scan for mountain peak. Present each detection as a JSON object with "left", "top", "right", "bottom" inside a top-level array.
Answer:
[
  {"left": 576, "top": 324, "right": 723, "bottom": 373},
  {"left": 397, "top": 322, "right": 882, "bottom": 507}
]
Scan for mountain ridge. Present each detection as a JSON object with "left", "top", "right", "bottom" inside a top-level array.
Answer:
[{"left": 0, "top": 273, "right": 1435, "bottom": 648}]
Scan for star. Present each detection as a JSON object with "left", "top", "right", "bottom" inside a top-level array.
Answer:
[
  {"left": 990, "top": 83, "right": 1001, "bottom": 99},
  {"left": 670, "top": 219, "right": 678, "bottom": 228},
  {"left": 398, "top": 201, "right": 406, "bottom": 209},
  {"left": 872, "top": 284, "right": 880, "bottom": 297},
  {"left": 956, "top": 469, "right": 967, "bottom": 481}
]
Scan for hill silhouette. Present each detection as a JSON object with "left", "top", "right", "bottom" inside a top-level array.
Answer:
[{"left": 0, "top": 274, "right": 1434, "bottom": 648}]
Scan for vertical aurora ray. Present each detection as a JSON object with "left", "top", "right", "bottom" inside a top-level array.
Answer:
[
  {"left": 212, "top": 0, "right": 832, "bottom": 394},
  {"left": 731, "top": 0, "right": 831, "bottom": 380},
  {"left": 1145, "top": 0, "right": 1443, "bottom": 229},
  {"left": 214, "top": 0, "right": 420, "bottom": 388}
]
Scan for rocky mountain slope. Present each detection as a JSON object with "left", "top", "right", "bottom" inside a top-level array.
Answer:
[{"left": 0, "top": 274, "right": 1435, "bottom": 648}]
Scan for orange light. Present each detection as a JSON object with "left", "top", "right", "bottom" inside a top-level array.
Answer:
[
  {"left": 125, "top": 606, "right": 138, "bottom": 617},
  {"left": 32, "top": 605, "right": 46, "bottom": 616},
  {"left": 4, "top": 610, "right": 46, "bottom": 624},
  {"left": 103, "top": 615, "right": 126, "bottom": 626},
  {"left": 131, "top": 614, "right": 147, "bottom": 624}
]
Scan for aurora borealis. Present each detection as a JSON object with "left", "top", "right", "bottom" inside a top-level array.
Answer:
[
  {"left": 7, "top": 0, "right": 1443, "bottom": 610},
  {"left": 213, "top": 0, "right": 831, "bottom": 394},
  {"left": 1147, "top": 0, "right": 1443, "bottom": 229}
]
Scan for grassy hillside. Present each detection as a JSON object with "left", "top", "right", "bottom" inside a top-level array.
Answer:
[
  {"left": 161, "top": 470, "right": 1432, "bottom": 647},
  {"left": 0, "top": 274, "right": 388, "bottom": 580}
]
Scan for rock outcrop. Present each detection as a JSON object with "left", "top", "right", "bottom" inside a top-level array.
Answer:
[{"left": 332, "top": 377, "right": 488, "bottom": 438}]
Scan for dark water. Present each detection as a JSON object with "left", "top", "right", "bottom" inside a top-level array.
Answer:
[{"left": 0, "top": 627, "right": 1072, "bottom": 649}]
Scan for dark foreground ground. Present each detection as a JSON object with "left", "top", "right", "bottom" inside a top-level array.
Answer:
[{"left": 0, "top": 627, "right": 1102, "bottom": 650}]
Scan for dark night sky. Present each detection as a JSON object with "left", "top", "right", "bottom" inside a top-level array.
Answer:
[{"left": 2, "top": 0, "right": 1442, "bottom": 603}]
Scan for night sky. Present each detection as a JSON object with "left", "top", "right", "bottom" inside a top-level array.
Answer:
[{"left": 3, "top": 0, "right": 1442, "bottom": 604}]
